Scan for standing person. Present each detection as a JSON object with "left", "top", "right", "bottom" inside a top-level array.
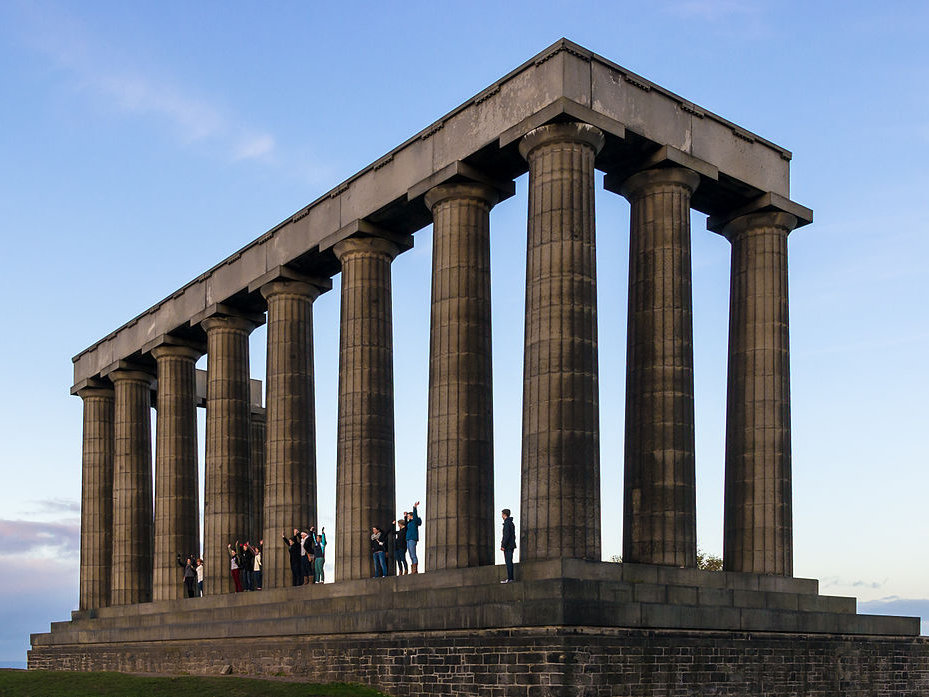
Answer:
[
  {"left": 370, "top": 526, "right": 388, "bottom": 578},
  {"left": 226, "top": 543, "right": 243, "bottom": 592},
  {"left": 405, "top": 502, "right": 422, "bottom": 574},
  {"left": 282, "top": 530, "right": 303, "bottom": 586},
  {"left": 390, "top": 518, "right": 408, "bottom": 575},
  {"left": 500, "top": 509, "right": 517, "bottom": 583},
  {"left": 196, "top": 558, "right": 204, "bottom": 596},
  {"left": 253, "top": 540, "right": 263, "bottom": 590},
  {"left": 313, "top": 528, "right": 327, "bottom": 583},
  {"left": 241, "top": 542, "right": 255, "bottom": 591},
  {"left": 177, "top": 554, "right": 197, "bottom": 598},
  {"left": 300, "top": 531, "right": 313, "bottom": 585}
]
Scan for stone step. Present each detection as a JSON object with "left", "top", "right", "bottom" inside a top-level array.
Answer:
[
  {"left": 59, "top": 572, "right": 857, "bottom": 638},
  {"left": 35, "top": 572, "right": 910, "bottom": 647},
  {"left": 34, "top": 593, "right": 918, "bottom": 647}
]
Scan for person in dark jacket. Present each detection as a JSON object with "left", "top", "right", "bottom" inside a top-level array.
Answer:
[
  {"left": 177, "top": 553, "right": 198, "bottom": 598},
  {"left": 282, "top": 530, "right": 303, "bottom": 586},
  {"left": 241, "top": 542, "right": 255, "bottom": 591},
  {"left": 405, "top": 502, "right": 422, "bottom": 574},
  {"left": 500, "top": 509, "right": 516, "bottom": 583},
  {"left": 389, "top": 518, "right": 408, "bottom": 575},
  {"left": 370, "top": 526, "right": 388, "bottom": 578}
]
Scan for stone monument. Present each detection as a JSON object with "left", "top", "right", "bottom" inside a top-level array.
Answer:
[{"left": 30, "top": 39, "right": 929, "bottom": 695}]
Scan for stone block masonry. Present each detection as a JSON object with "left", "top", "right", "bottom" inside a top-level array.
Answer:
[{"left": 28, "top": 627, "right": 929, "bottom": 696}]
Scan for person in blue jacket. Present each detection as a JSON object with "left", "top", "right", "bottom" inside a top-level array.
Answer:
[{"left": 405, "top": 501, "right": 422, "bottom": 574}]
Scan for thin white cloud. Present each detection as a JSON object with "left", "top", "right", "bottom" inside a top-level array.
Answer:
[
  {"left": 20, "top": 4, "right": 275, "bottom": 163},
  {"left": 0, "top": 518, "right": 79, "bottom": 557}
]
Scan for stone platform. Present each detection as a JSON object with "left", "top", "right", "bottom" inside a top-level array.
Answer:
[{"left": 29, "top": 560, "right": 929, "bottom": 695}]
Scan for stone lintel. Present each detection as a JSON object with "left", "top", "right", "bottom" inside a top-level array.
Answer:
[
  {"left": 193, "top": 369, "right": 263, "bottom": 409},
  {"left": 706, "top": 192, "right": 814, "bottom": 234},
  {"left": 72, "top": 39, "right": 800, "bottom": 385},
  {"left": 140, "top": 334, "right": 206, "bottom": 358},
  {"left": 407, "top": 161, "right": 516, "bottom": 203},
  {"left": 498, "top": 96, "right": 626, "bottom": 149},
  {"left": 246, "top": 265, "right": 332, "bottom": 296},
  {"left": 603, "top": 144, "right": 718, "bottom": 195},
  {"left": 318, "top": 219, "right": 413, "bottom": 254},
  {"left": 188, "top": 303, "right": 266, "bottom": 329}
]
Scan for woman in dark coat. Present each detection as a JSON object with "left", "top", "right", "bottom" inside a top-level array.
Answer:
[{"left": 282, "top": 529, "right": 303, "bottom": 586}]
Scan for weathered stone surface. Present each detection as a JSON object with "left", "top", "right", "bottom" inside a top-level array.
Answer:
[
  {"left": 71, "top": 39, "right": 804, "bottom": 388},
  {"left": 518, "top": 122, "right": 603, "bottom": 562},
  {"left": 109, "top": 369, "right": 155, "bottom": 606},
  {"left": 77, "top": 384, "right": 114, "bottom": 611},
  {"left": 29, "top": 559, "right": 926, "bottom": 695},
  {"left": 261, "top": 278, "right": 323, "bottom": 587},
  {"left": 202, "top": 314, "right": 257, "bottom": 595},
  {"left": 722, "top": 211, "right": 797, "bottom": 575},
  {"left": 333, "top": 237, "right": 400, "bottom": 581},
  {"left": 618, "top": 167, "right": 701, "bottom": 568},
  {"left": 28, "top": 627, "right": 929, "bottom": 697},
  {"left": 151, "top": 343, "right": 202, "bottom": 601},
  {"left": 249, "top": 406, "right": 265, "bottom": 544},
  {"left": 424, "top": 183, "right": 498, "bottom": 570}
]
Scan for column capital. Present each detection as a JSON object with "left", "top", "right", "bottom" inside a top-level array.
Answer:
[
  {"left": 247, "top": 264, "right": 332, "bottom": 297},
  {"left": 108, "top": 368, "right": 156, "bottom": 388},
  {"left": 260, "top": 279, "right": 324, "bottom": 303},
  {"left": 708, "top": 190, "right": 812, "bottom": 236},
  {"left": 333, "top": 236, "right": 402, "bottom": 263},
  {"left": 72, "top": 377, "right": 114, "bottom": 398},
  {"left": 190, "top": 303, "right": 265, "bottom": 332},
  {"left": 518, "top": 121, "right": 605, "bottom": 160},
  {"left": 145, "top": 335, "right": 206, "bottom": 362},
  {"left": 722, "top": 210, "right": 798, "bottom": 241},
  {"left": 424, "top": 182, "right": 501, "bottom": 211},
  {"left": 613, "top": 166, "right": 701, "bottom": 201}
]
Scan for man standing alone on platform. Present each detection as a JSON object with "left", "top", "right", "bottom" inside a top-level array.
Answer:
[
  {"left": 501, "top": 509, "right": 516, "bottom": 583},
  {"left": 405, "top": 502, "right": 422, "bottom": 574}
]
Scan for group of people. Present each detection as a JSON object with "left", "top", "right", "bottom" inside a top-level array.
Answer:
[
  {"left": 176, "top": 554, "right": 204, "bottom": 598},
  {"left": 226, "top": 540, "right": 263, "bottom": 592},
  {"left": 370, "top": 502, "right": 422, "bottom": 578},
  {"left": 178, "top": 502, "right": 519, "bottom": 595},
  {"left": 282, "top": 526, "right": 327, "bottom": 586}
]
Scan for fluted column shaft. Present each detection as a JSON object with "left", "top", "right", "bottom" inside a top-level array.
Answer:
[
  {"left": 334, "top": 237, "right": 399, "bottom": 581},
  {"left": 78, "top": 385, "right": 114, "bottom": 611},
  {"left": 261, "top": 280, "right": 321, "bottom": 588},
  {"left": 110, "top": 369, "right": 154, "bottom": 605},
  {"left": 620, "top": 167, "right": 701, "bottom": 568},
  {"left": 723, "top": 211, "right": 797, "bottom": 575},
  {"left": 152, "top": 344, "right": 201, "bottom": 601},
  {"left": 518, "top": 122, "right": 604, "bottom": 562},
  {"left": 202, "top": 315, "right": 255, "bottom": 594},
  {"left": 250, "top": 408, "right": 266, "bottom": 543},
  {"left": 424, "top": 183, "right": 497, "bottom": 570}
]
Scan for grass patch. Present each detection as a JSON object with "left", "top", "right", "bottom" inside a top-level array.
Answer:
[{"left": 0, "top": 670, "right": 391, "bottom": 696}]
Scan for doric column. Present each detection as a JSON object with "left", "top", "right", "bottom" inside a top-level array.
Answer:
[
  {"left": 424, "top": 183, "right": 498, "bottom": 570},
  {"left": 109, "top": 368, "right": 155, "bottom": 605},
  {"left": 260, "top": 276, "right": 323, "bottom": 587},
  {"left": 722, "top": 211, "right": 797, "bottom": 575},
  {"left": 619, "top": 166, "right": 701, "bottom": 568},
  {"left": 250, "top": 406, "right": 266, "bottom": 543},
  {"left": 333, "top": 236, "right": 400, "bottom": 581},
  {"left": 517, "top": 122, "right": 604, "bottom": 562},
  {"left": 202, "top": 313, "right": 257, "bottom": 594},
  {"left": 151, "top": 342, "right": 202, "bottom": 601},
  {"left": 77, "top": 382, "right": 114, "bottom": 611}
]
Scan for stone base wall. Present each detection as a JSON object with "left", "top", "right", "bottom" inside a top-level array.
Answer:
[{"left": 28, "top": 626, "right": 929, "bottom": 696}]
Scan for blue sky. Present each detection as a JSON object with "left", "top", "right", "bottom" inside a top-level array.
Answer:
[{"left": 1, "top": 0, "right": 927, "bottom": 665}]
